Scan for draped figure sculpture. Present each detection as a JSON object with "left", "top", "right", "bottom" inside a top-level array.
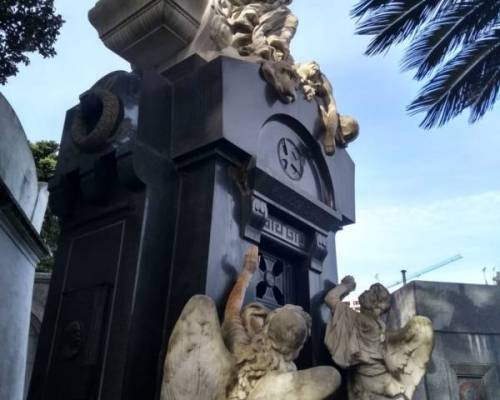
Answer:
[
  {"left": 161, "top": 246, "right": 340, "bottom": 400},
  {"left": 204, "top": 0, "right": 359, "bottom": 155},
  {"left": 295, "top": 62, "right": 359, "bottom": 155},
  {"left": 324, "top": 276, "right": 434, "bottom": 400}
]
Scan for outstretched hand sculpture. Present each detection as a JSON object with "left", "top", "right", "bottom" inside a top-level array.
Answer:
[
  {"left": 161, "top": 245, "right": 340, "bottom": 400},
  {"left": 324, "top": 276, "right": 434, "bottom": 400}
]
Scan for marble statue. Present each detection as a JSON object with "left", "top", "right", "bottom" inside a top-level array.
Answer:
[
  {"left": 324, "top": 276, "right": 434, "bottom": 400},
  {"left": 296, "top": 62, "right": 359, "bottom": 155},
  {"left": 209, "top": 0, "right": 298, "bottom": 63},
  {"left": 90, "top": 0, "right": 359, "bottom": 155},
  {"left": 203, "top": 0, "right": 358, "bottom": 155},
  {"left": 161, "top": 245, "right": 340, "bottom": 400}
]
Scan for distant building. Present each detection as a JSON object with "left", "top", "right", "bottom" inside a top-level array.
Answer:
[
  {"left": 388, "top": 281, "right": 500, "bottom": 400},
  {"left": 0, "top": 93, "right": 49, "bottom": 400},
  {"left": 343, "top": 299, "right": 360, "bottom": 312}
]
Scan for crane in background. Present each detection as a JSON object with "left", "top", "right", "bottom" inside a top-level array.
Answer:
[{"left": 386, "top": 254, "right": 463, "bottom": 289}]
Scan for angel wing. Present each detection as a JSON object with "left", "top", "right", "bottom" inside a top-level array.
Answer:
[
  {"left": 384, "top": 316, "right": 434, "bottom": 399},
  {"left": 161, "top": 295, "right": 235, "bottom": 400},
  {"left": 247, "top": 367, "right": 341, "bottom": 400}
]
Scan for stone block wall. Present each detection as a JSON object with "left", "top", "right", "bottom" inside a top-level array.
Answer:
[{"left": 388, "top": 281, "right": 500, "bottom": 400}]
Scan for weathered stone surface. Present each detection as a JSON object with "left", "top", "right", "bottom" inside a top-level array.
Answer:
[
  {"left": 324, "top": 276, "right": 434, "bottom": 400},
  {"left": 88, "top": 0, "right": 359, "bottom": 156},
  {"left": 388, "top": 281, "right": 500, "bottom": 400},
  {"left": 295, "top": 62, "right": 359, "bottom": 155},
  {"left": 0, "top": 94, "right": 45, "bottom": 220},
  {"left": 0, "top": 94, "right": 48, "bottom": 400},
  {"left": 199, "top": 1, "right": 358, "bottom": 155},
  {"left": 25, "top": 273, "right": 51, "bottom": 399},
  {"left": 162, "top": 246, "right": 340, "bottom": 400},
  {"left": 89, "top": 0, "right": 208, "bottom": 69}
]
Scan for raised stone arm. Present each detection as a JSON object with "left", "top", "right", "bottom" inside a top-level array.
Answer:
[
  {"left": 165, "top": 244, "right": 341, "bottom": 400},
  {"left": 222, "top": 245, "right": 260, "bottom": 353},
  {"left": 324, "top": 275, "right": 356, "bottom": 310},
  {"left": 224, "top": 245, "right": 259, "bottom": 320},
  {"left": 324, "top": 277, "right": 434, "bottom": 400}
]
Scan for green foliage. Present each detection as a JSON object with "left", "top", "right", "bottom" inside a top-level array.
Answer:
[
  {"left": 30, "top": 140, "right": 59, "bottom": 271},
  {"left": 353, "top": 0, "right": 500, "bottom": 128},
  {"left": 30, "top": 139, "right": 58, "bottom": 181},
  {"left": 37, "top": 207, "right": 59, "bottom": 272},
  {"left": 0, "top": 0, "right": 64, "bottom": 84}
]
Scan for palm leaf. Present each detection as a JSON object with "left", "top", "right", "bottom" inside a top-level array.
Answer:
[
  {"left": 409, "top": 28, "right": 500, "bottom": 128},
  {"left": 356, "top": 0, "right": 450, "bottom": 55},
  {"left": 402, "top": 0, "right": 500, "bottom": 79},
  {"left": 470, "top": 69, "right": 500, "bottom": 122},
  {"left": 352, "top": 0, "right": 394, "bottom": 18}
]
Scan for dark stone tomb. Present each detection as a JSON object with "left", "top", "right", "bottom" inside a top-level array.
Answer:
[{"left": 28, "top": 57, "right": 355, "bottom": 399}]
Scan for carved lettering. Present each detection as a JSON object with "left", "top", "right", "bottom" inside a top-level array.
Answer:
[{"left": 263, "top": 215, "right": 306, "bottom": 250}]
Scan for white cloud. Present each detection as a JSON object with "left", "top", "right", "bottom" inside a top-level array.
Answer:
[{"left": 337, "top": 191, "right": 500, "bottom": 297}]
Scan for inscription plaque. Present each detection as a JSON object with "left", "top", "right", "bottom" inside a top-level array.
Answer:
[{"left": 263, "top": 215, "right": 306, "bottom": 250}]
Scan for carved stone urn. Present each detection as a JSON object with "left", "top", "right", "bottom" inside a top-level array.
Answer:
[{"left": 89, "top": 0, "right": 209, "bottom": 70}]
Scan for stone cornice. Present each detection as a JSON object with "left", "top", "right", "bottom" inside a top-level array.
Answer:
[
  {"left": 89, "top": 0, "right": 207, "bottom": 68},
  {"left": 0, "top": 180, "right": 49, "bottom": 263}
]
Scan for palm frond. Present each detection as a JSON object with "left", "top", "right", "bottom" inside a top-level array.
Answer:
[
  {"left": 408, "top": 28, "right": 500, "bottom": 128},
  {"left": 470, "top": 70, "right": 500, "bottom": 123},
  {"left": 356, "top": 0, "right": 450, "bottom": 55},
  {"left": 352, "top": 0, "right": 394, "bottom": 18},
  {"left": 402, "top": 0, "right": 500, "bottom": 79}
]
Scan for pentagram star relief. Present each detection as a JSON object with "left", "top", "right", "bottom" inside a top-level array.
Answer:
[{"left": 277, "top": 138, "right": 304, "bottom": 181}]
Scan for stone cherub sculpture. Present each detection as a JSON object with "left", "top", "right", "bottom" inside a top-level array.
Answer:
[
  {"left": 324, "top": 276, "right": 434, "bottom": 400},
  {"left": 161, "top": 245, "right": 340, "bottom": 400},
  {"left": 210, "top": 0, "right": 298, "bottom": 63},
  {"left": 296, "top": 62, "right": 359, "bottom": 155},
  {"left": 204, "top": 0, "right": 359, "bottom": 156}
]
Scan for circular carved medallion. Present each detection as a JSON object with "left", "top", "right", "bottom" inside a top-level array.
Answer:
[
  {"left": 277, "top": 138, "right": 304, "bottom": 181},
  {"left": 60, "top": 320, "right": 84, "bottom": 360}
]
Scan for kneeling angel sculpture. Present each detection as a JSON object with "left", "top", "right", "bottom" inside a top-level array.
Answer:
[
  {"left": 161, "top": 245, "right": 340, "bottom": 400},
  {"left": 324, "top": 276, "right": 434, "bottom": 400}
]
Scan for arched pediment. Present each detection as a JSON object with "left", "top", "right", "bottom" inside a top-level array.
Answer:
[{"left": 256, "top": 114, "right": 335, "bottom": 209}]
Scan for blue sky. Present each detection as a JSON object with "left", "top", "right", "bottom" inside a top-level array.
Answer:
[{"left": 2, "top": 1, "right": 499, "bottom": 296}]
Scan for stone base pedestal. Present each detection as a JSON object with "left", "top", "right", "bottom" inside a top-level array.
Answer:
[{"left": 89, "top": 0, "right": 208, "bottom": 69}]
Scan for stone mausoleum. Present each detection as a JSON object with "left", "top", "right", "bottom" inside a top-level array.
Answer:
[
  {"left": 0, "top": 94, "right": 49, "bottom": 400},
  {"left": 29, "top": 1, "right": 357, "bottom": 399},
  {"left": 23, "top": 1, "right": 500, "bottom": 399},
  {"left": 389, "top": 281, "right": 500, "bottom": 400}
]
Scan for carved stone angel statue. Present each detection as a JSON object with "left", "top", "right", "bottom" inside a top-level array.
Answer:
[
  {"left": 203, "top": 0, "right": 359, "bottom": 155},
  {"left": 210, "top": 0, "right": 298, "bottom": 64},
  {"left": 324, "top": 276, "right": 434, "bottom": 400},
  {"left": 295, "top": 62, "right": 359, "bottom": 155},
  {"left": 161, "top": 245, "right": 340, "bottom": 400}
]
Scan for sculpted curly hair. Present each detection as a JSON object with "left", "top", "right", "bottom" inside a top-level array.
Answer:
[
  {"left": 358, "top": 283, "right": 391, "bottom": 314},
  {"left": 227, "top": 304, "right": 311, "bottom": 400}
]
